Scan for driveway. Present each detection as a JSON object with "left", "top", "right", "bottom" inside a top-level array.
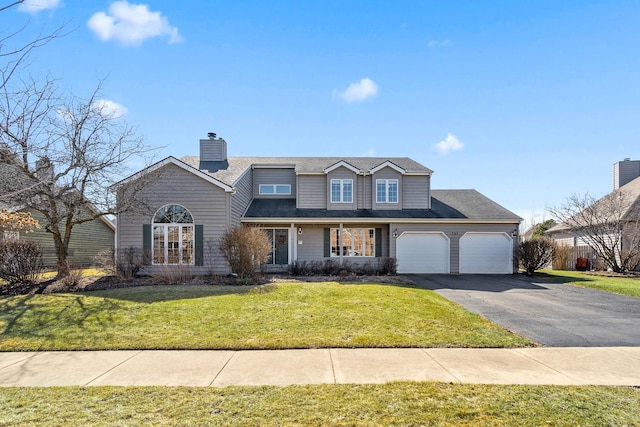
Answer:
[{"left": 409, "top": 274, "right": 640, "bottom": 347}]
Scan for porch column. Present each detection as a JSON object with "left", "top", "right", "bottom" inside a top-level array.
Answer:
[
  {"left": 290, "top": 223, "right": 296, "bottom": 264},
  {"left": 339, "top": 223, "right": 344, "bottom": 264}
]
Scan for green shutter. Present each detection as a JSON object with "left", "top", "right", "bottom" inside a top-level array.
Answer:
[
  {"left": 375, "top": 228, "right": 382, "bottom": 257},
  {"left": 324, "top": 228, "right": 330, "bottom": 257},
  {"left": 195, "top": 224, "right": 204, "bottom": 266},
  {"left": 142, "top": 224, "right": 151, "bottom": 265}
]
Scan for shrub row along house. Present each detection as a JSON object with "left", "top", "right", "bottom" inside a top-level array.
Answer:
[{"left": 113, "top": 134, "right": 522, "bottom": 275}]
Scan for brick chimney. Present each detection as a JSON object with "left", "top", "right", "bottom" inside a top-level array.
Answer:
[{"left": 199, "top": 132, "right": 227, "bottom": 162}]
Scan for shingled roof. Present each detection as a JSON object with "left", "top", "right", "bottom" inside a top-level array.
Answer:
[
  {"left": 243, "top": 190, "right": 520, "bottom": 222},
  {"left": 179, "top": 156, "right": 432, "bottom": 186}
]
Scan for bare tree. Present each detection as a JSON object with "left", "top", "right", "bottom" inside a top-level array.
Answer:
[
  {"left": 0, "top": 77, "right": 153, "bottom": 277},
  {"left": 548, "top": 191, "right": 640, "bottom": 273},
  {"left": 220, "top": 226, "right": 272, "bottom": 280},
  {"left": 519, "top": 238, "right": 555, "bottom": 276},
  {"left": 1, "top": 1, "right": 68, "bottom": 91}
]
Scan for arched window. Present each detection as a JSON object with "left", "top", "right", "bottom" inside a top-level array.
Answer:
[{"left": 152, "top": 205, "right": 194, "bottom": 265}]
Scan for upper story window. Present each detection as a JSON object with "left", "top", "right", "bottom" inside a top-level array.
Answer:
[
  {"left": 259, "top": 184, "right": 291, "bottom": 195},
  {"left": 331, "top": 179, "right": 353, "bottom": 203},
  {"left": 2, "top": 230, "right": 20, "bottom": 240},
  {"left": 376, "top": 179, "right": 398, "bottom": 203},
  {"left": 152, "top": 205, "right": 194, "bottom": 265}
]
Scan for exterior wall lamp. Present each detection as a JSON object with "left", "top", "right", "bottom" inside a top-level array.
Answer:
[{"left": 393, "top": 229, "right": 399, "bottom": 238}]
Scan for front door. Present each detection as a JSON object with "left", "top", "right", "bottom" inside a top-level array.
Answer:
[{"left": 266, "top": 229, "right": 289, "bottom": 265}]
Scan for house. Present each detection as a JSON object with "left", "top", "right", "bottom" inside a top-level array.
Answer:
[
  {"left": 113, "top": 134, "right": 522, "bottom": 275},
  {"left": 0, "top": 203, "right": 115, "bottom": 269},
  {"left": 0, "top": 149, "right": 116, "bottom": 269},
  {"left": 547, "top": 158, "right": 640, "bottom": 271}
]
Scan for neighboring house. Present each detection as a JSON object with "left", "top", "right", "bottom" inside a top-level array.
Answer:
[
  {"left": 113, "top": 134, "right": 522, "bottom": 275},
  {"left": 547, "top": 158, "right": 640, "bottom": 270},
  {"left": 0, "top": 203, "right": 115, "bottom": 269}
]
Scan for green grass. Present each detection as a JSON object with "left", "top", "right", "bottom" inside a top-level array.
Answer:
[
  {"left": 540, "top": 270, "right": 640, "bottom": 297},
  {"left": 1, "top": 383, "right": 639, "bottom": 426},
  {"left": 0, "top": 281, "right": 532, "bottom": 351}
]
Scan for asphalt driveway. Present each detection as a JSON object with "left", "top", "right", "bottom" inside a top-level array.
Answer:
[{"left": 409, "top": 274, "right": 640, "bottom": 347}]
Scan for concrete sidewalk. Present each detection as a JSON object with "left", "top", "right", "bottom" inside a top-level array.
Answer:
[{"left": 1, "top": 347, "right": 639, "bottom": 387}]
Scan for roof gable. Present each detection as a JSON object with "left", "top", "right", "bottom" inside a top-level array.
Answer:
[
  {"left": 323, "top": 160, "right": 360, "bottom": 174},
  {"left": 111, "top": 156, "right": 234, "bottom": 192},
  {"left": 370, "top": 160, "right": 406, "bottom": 175}
]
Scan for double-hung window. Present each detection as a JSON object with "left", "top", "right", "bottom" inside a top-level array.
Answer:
[
  {"left": 376, "top": 179, "right": 398, "bottom": 203},
  {"left": 152, "top": 205, "right": 194, "bottom": 265},
  {"left": 331, "top": 179, "right": 353, "bottom": 203}
]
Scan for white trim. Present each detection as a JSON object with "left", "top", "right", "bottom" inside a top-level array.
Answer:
[
  {"left": 370, "top": 161, "right": 406, "bottom": 175},
  {"left": 242, "top": 217, "right": 520, "bottom": 225},
  {"left": 110, "top": 156, "right": 234, "bottom": 193},
  {"left": 323, "top": 160, "right": 360, "bottom": 174}
]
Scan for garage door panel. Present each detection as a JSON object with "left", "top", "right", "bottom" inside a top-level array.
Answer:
[
  {"left": 396, "top": 232, "right": 449, "bottom": 274},
  {"left": 459, "top": 232, "right": 513, "bottom": 274}
]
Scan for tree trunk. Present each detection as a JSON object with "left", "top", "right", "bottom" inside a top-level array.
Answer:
[{"left": 53, "top": 234, "right": 70, "bottom": 278}]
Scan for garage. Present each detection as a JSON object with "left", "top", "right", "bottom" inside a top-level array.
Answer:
[
  {"left": 459, "top": 232, "right": 513, "bottom": 274},
  {"left": 396, "top": 232, "right": 450, "bottom": 273}
]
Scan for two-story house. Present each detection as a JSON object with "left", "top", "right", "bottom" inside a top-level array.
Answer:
[{"left": 113, "top": 134, "right": 521, "bottom": 274}]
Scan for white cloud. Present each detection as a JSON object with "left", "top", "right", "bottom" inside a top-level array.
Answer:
[
  {"left": 91, "top": 99, "right": 128, "bottom": 119},
  {"left": 432, "top": 133, "right": 464, "bottom": 154},
  {"left": 87, "top": 1, "right": 182, "bottom": 46},
  {"left": 333, "top": 78, "right": 379, "bottom": 103},
  {"left": 18, "top": 0, "right": 62, "bottom": 13},
  {"left": 428, "top": 39, "right": 451, "bottom": 48}
]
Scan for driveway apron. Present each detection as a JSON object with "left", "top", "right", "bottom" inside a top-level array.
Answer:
[{"left": 409, "top": 274, "right": 640, "bottom": 347}]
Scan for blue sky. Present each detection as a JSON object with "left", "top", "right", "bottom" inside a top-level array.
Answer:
[{"left": 3, "top": 0, "right": 640, "bottom": 226}]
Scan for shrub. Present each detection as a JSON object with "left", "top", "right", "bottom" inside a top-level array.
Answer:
[
  {"left": 288, "top": 257, "right": 397, "bottom": 276},
  {"left": 152, "top": 265, "right": 195, "bottom": 285},
  {"left": 519, "top": 238, "right": 555, "bottom": 276},
  {"left": 552, "top": 245, "right": 571, "bottom": 270},
  {"left": 219, "top": 226, "right": 272, "bottom": 279},
  {"left": 0, "top": 240, "right": 43, "bottom": 284},
  {"left": 94, "top": 248, "right": 116, "bottom": 273},
  {"left": 115, "top": 247, "right": 146, "bottom": 280}
]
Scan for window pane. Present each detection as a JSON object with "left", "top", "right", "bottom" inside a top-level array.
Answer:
[
  {"left": 377, "top": 181, "right": 386, "bottom": 203},
  {"left": 343, "top": 181, "right": 352, "bottom": 202},
  {"left": 154, "top": 205, "right": 193, "bottom": 223},
  {"left": 365, "top": 229, "right": 375, "bottom": 256},
  {"left": 259, "top": 185, "right": 274, "bottom": 194},
  {"left": 275, "top": 185, "right": 290, "bottom": 194},
  {"left": 153, "top": 226, "right": 165, "bottom": 264},
  {"left": 331, "top": 181, "right": 341, "bottom": 202},
  {"left": 167, "top": 226, "right": 180, "bottom": 264},
  {"left": 388, "top": 181, "right": 398, "bottom": 202},
  {"left": 331, "top": 229, "right": 340, "bottom": 256},
  {"left": 181, "top": 226, "right": 194, "bottom": 264}
]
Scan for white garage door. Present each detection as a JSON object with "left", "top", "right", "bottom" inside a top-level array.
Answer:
[
  {"left": 459, "top": 232, "right": 513, "bottom": 274},
  {"left": 396, "top": 232, "right": 450, "bottom": 273}
]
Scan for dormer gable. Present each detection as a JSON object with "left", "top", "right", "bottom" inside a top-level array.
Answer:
[
  {"left": 323, "top": 160, "right": 360, "bottom": 174},
  {"left": 370, "top": 160, "right": 406, "bottom": 175}
]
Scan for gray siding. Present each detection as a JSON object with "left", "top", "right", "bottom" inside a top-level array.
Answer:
[
  {"left": 230, "top": 170, "right": 253, "bottom": 226},
  {"left": 390, "top": 222, "right": 519, "bottom": 274},
  {"left": 253, "top": 168, "right": 296, "bottom": 198},
  {"left": 117, "top": 163, "right": 231, "bottom": 274},
  {"left": 297, "top": 175, "right": 326, "bottom": 208},
  {"left": 326, "top": 167, "right": 357, "bottom": 210},
  {"left": 371, "top": 167, "right": 402, "bottom": 210},
  {"left": 402, "top": 175, "right": 431, "bottom": 209},
  {"left": 199, "top": 138, "right": 227, "bottom": 162},
  {"left": 19, "top": 208, "right": 114, "bottom": 269}
]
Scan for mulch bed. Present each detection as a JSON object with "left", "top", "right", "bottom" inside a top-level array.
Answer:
[{"left": 1, "top": 272, "right": 410, "bottom": 296}]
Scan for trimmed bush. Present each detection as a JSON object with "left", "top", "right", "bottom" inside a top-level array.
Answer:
[
  {"left": 519, "top": 238, "right": 555, "bottom": 276},
  {"left": 219, "top": 226, "right": 272, "bottom": 279}
]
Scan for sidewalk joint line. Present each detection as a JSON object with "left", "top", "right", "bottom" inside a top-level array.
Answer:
[
  {"left": 421, "top": 348, "right": 461, "bottom": 383},
  {"left": 328, "top": 349, "right": 337, "bottom": 384},
  {"left": 84, "top": 350, "right": 143, "bottom": 386},
  {"left": 0, "top": 351, "right": 41, "bottom": 371},
  {"left": 209, "top": 351, "right": 237, "bottom": 386},
  {"left": 513, "top": 349, "right": 582, "bottom": 383}
]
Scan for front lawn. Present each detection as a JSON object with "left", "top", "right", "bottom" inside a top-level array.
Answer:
[
  {"left": 540, "top": 270, "right": 640, "bottom": 298},
  {"left": 2, "top": 383, "right": 639, "bottom": 426},
  {"left": 0, "top": 281, "right": 532, "bottom": 351}
]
